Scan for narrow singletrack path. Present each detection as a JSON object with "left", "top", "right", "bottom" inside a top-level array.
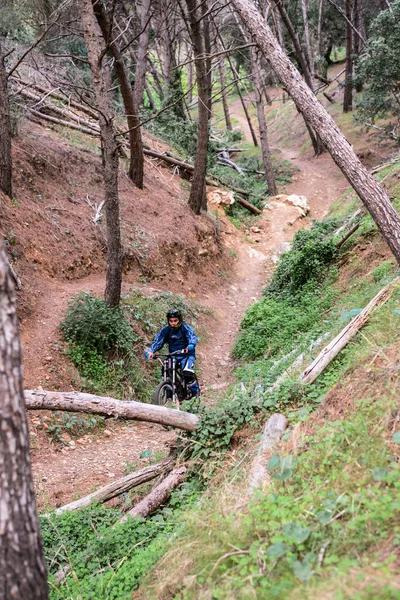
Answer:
[{"left": 28, "top": 93, "right": 347, "bottom": 510}]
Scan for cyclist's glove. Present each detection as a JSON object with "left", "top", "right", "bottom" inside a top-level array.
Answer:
[
  {"left": 145, "top": 351, "right": 151, "bottom": 360},
  {"left": 187, "top": 344, "right": 195, "bottom": 352}
]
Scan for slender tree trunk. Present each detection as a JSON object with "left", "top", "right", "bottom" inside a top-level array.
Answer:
[
  {"left": 187, "top": 58, "right": 193, "bottom": 104},
  {"left": 0, "top": 42, "right": 12, "bottom": 198},
  {"left": 93, "top": 0, "right": 144, "bottom": 189},
  {"left": 133, "top": 0, "right": 151, "bottom": 110},
  {"left": 251, "top": 48, "right": 277, "bottom": 195},
  {"left": 0, "top": 246, "right": 49, "bottom": 600},
  {"left": 230, "top": 0, "right": 400, "bottom": 264},
  {"left": 301, "top": 0, "right": 314, "bottom": 77},
  {"left": 145, "top": 81, "right": 156, "bottom": 111},
  {"left": 185, "top": 0, "right": 209, "bottom": 214},
  {"left": 81, "top": 0, "right": 122, "bottom": 307},
  {"left": 218, "top": 55, "right": 232, "bottom": 130},
  {"left": 343, "top": 0, "right": 353, "bottom": 112},
  {"left": 270, "top": 0, "right": 323, "bottom": 156},
  {"left": 353, "top": 0, "right": 366, "bottom": 92},
  {"left": 317, "top": 0, "right": 323, "bottom": 62},
  {"left": 148, "top": 57, "right": 164, "bottom": 100},
  {"left": 212, "top": 16, "right": 258, "bottom": 146}
]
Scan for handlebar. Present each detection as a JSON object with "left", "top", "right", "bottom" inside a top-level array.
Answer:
[{"left": 152, "top": 350, "right": 186, "bottom": 359}]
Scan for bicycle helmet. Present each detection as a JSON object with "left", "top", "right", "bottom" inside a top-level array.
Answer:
[{"left": 167, "top": 308, "right": 182, "bottom": 328}]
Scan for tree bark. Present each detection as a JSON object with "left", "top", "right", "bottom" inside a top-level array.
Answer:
[
  {"left": 133, "top": 0, "right": 151, "bottom": 111},
  {"left": 120, "top": 466, "right": 187, "bottom": 522},
  {"left": 0, "top": 42, "right": 12, "bottom": 198},
  {"left": 230, "top": 0, "right": 400, "bottom": 264},
  {"left": 218, "top": 54, "right": 232, "bottom": 130},
  {"left": 80, "top": 0, "right": 122, "bottom": 308},
  {"left": 24, "top": 389, "right": 199, "bottom": 431},
  {"left": 0, "top": 246, "right": 48, "bottom": 600},
  {"left": 251, "top": 47, "right": 277, "bottom": 195},
  {"left": 185, "top": 0, "right": 209, "bottom": 214},
  {"left": 343, "top": 0, "right": 353, "bottom": 112},
  {"left": 50, "top": 460, "right": 174, "bottom": 515},
  {"left": 92, "top": 0, "right": 144, "bottom": 189}
]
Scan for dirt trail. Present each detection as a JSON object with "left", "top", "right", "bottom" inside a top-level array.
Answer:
[{"left": 28, "top": 95, "right": 347, "bottom": 510}]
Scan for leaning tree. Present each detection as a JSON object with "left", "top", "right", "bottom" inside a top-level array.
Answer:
[{"left": 230, "top": 0, "right": 400, "bottom": 264}]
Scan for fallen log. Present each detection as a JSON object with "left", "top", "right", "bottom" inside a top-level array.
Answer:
[
  {"left": 27, "top": 108, "right": 100, "bottom": 137},
  {"left": 11, "top": 76, "right": 99, "bottom": 119},
  {"left": 299, "top": 278, "right": 399, "bottom": 384},
  {"left": 120, "top": 466, "right": 187, "bottom": 522},
  {"left": 248, "top": 414, "right": 288, "bottom": 495},
  {"left": 143, "top": 148, "right": 254, "bottom": 195},
  {"left": 24, "top": 390, "right": 199, "bottom": 432},
  {"left": 17, "top": 87, "right": 100, "bottom": 132},
  {"left": 236, "top": 195, "right": 262, "bottom": 215},
  {"left": 48, "top": 459, "right": 174, "bottom": 515}
]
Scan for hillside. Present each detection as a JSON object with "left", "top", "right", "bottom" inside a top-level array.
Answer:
[{"left": 3, "top": 46, "right": 400, "bottom": 599}]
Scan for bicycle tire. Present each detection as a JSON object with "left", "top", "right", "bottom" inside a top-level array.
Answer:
[{"left": 153, "top": 380, "right": 174, "bottom": 406}]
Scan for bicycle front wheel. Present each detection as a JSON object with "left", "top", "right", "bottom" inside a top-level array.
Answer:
[{"left": 153, "top": 380, "right": 173, "bottom": 406}]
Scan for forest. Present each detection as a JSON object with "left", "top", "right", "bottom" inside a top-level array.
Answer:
[{"left": 1, "top": 0, "right": 400, "bottom": 598}]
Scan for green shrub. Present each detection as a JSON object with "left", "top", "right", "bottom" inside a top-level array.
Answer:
[
  {"left": 265, "top": 219, "right": 340, "bottom": 298},
  {"left": 61, "top": 293, "right": 136, "bottom": 356}
]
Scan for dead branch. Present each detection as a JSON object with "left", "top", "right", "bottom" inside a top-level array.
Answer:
[
  {"left": 7, "top": 258, "right": 21, "bottom": 290},
  {"left": 323, "top": 92, "right": 336, "bottom": 104},
  {"left": 7, "top": 21, "right": 56, "bottom": 79},
  {"left": 85, "top": 195, "right": 105, "bottom": 223},
  {"left": 119, "top": 466, "right": 187, "bottom": 522},
  {"left": 24, "top": 390, "right": 199, "bottom": 432},
  {"left": 248, "top": 414, "right": 288, "bottom": 495},
  {"left": 49, "top": 459, "right": 174, "bottom": 515},
  {"left": 371, "top": 155, "right": 400, "bottom": 174}
]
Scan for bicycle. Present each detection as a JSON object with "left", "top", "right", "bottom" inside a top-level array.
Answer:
[{"left": 152, "top": 350, "right": 200, "bottom": 408}]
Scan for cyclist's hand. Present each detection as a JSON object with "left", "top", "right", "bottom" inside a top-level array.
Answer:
[
  {"left": 187, "top": 344, "right": 195, "bottom": 352},
  {"left": 145, "top": 350, "right": 154, "bottom": 360}
]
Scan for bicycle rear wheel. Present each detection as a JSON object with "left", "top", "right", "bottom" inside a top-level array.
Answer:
[{"left": 153, "top": 380, "right": 173, "bottom": 406}]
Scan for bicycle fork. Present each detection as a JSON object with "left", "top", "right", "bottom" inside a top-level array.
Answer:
[{"left": 172, "top": 357, "right": 180, "bottom": 410}]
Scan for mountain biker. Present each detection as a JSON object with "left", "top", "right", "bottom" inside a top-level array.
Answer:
[{"left": 145, "top": 308, "right": 200, "bottom": 397}]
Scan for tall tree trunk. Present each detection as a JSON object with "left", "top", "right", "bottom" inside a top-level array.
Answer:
[
  {"left": 187, "top": 59, "right": 193, "bottom": 105},
  {"left": 230, "top": 0, "right": 400, "bottom": 264},
  {"left": 212, "top": 16, "right": 258, "bottom": 146},
  {"left": 145, "top": 81, "right": 156, "bottom": 111},
  {"left": 185, "top": 0, "right": 209, "bottom": 214},
  {"left": 93, "top": 0, "right": 144, "bottom": 189},
  {"left": 81, "top": 0, "right": 122, "bottom": 307},
  {"left": 0, "top": 246, "right": 49, "bottom": 600},
  {"left": 301, "top": 0, "right": 314, "bottom": 77},
  {"left": 251, "top": 48, "right": 277, "bottom": 195},
  {"left": 270, "top": 0, "right": 323, "bottom": 156},
  {"left": 202, "top": 1, "right": 213, "bottom": 117},
  {"left": 353, "top": 0, "right": 366, "bottom": 92},
  {"left": 133, "top": 0, "right": 151, "bottom": 111},
  {"left": 218, "top": 55, "right": 233, "bottom": 130},
  {"left": 0, "top": 42, "right": 12, "bottom": 198},
  {"left": 343, "top": 0, "right": 353, "bottom": 112}
]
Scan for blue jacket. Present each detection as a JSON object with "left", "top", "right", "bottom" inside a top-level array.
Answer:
[{"left": 149, "top": 322, "right": 197, "bottom": 356}]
